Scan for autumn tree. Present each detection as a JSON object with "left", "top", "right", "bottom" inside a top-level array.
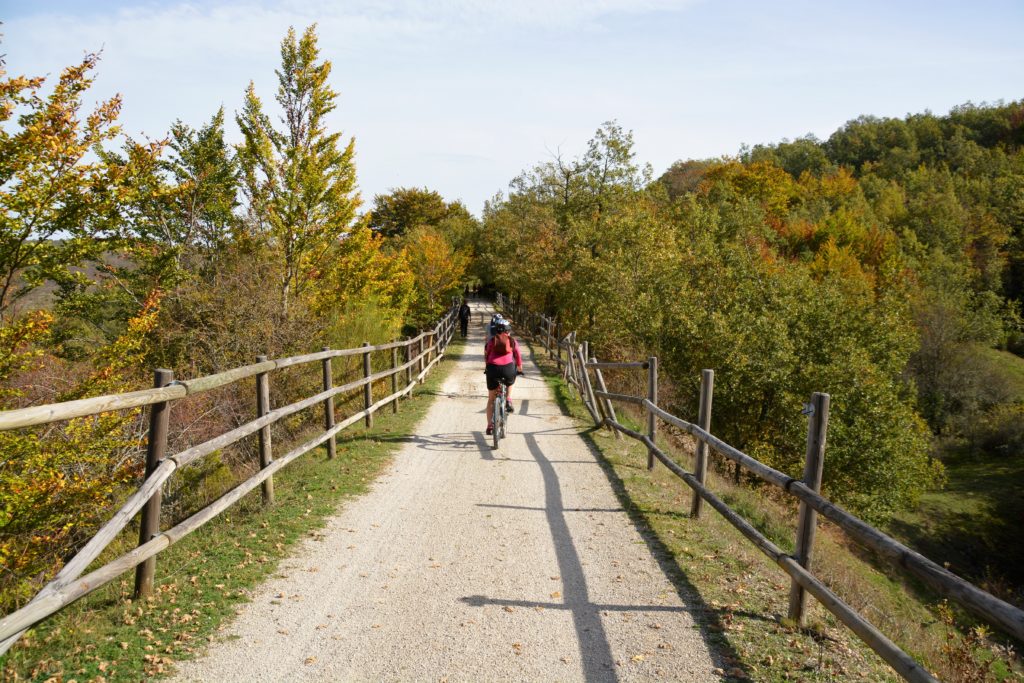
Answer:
[
  {"left": 0, "top": 49, "right": 166, "bottom": 609},
  {"left": 236, "top": 25, "right": 359, "bottom": 316},
  {"left": 0, "top": 51, "right": 130, "bottom": 322},
  {"left": 403, "top": 226, "right": 468, "bottom": 326}
]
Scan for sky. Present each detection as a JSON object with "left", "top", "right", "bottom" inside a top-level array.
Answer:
[{"left": 3, "top": 0, "right": 1023, "bottom": 215}]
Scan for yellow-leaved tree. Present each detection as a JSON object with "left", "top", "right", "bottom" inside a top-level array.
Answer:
[{"left": 403, "top": 226, "right": 469, "bottom": 327}]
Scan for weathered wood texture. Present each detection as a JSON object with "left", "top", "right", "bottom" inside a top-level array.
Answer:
[
  {"left": 0, "top": 320, "right": 451, "bottom": 431},
  {"left": 789, "top": 392, "right": 830, "bottom": 625},
  {"left": 605, "top": 418, "right": 938, "bottom": 683},
  {"left": 134, "top": 369, "right": 173, "bottom": 599},
  {"left": 594, "top": 390, "right": 646, "bottom": 406},
  {"left": 690, "top": 369, "right": 714, "bottom": 519},
  {"left": 587, "top": 361, "right": 650, "bottom": 369},
  {"left": 0, "top": 305, "right": 460, "bottom": 653},
  {"left": 639, "top": 396, "right": 1024, "bottom": 643},
  {"left": 321, "top": 349, "right": 337, "bottom": 461},
  {"left": 500, "top": 295, "right": 1024, "bottom": 679},
  {"left": 256, "top": 355, "right": 275, "bottom": 502},
  {"left": 590, "top": 359, "right": 620, "bottom": 440},
  {"left": 646, "top": 356, "right": 658, "bottom": 471}
]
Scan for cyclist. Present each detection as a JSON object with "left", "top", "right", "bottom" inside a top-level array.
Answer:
[
  {"left": 458, "top": 299, "right": 471, "bottom": 338},
  {"left": 484, "top": 316, "right": 523, "bottom": 435},
  {"left": 486, "top": 313, "right": 502, "bottom": 342}
]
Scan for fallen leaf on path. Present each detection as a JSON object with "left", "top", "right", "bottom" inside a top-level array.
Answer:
[
  {"left": 304, "top": 657, "right": 317, "bottom": 665},
  {"left": 550, "top": 591, "right": 561, "bottom": 598}
]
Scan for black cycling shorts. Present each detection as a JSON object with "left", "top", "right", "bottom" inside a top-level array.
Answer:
[{"left": 485, "top": 362, "right": 517, "bottom": 391}]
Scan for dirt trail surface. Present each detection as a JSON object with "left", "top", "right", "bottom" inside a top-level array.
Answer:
[{"left": 171, "top": 303, "right": 717, "bottom": 682}]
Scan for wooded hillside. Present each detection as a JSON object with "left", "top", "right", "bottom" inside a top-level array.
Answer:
[{"left": 477, "top": 105, "right": 1024, "bottom": 537}]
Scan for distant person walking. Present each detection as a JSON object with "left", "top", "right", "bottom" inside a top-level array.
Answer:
[{"left": 458, "top": 299, "right": 471, "bottom": 338}]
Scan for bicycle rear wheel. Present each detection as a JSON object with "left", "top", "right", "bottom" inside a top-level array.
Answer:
[{"left": 492, "top": 400, "right": 502, "bottom": 449}]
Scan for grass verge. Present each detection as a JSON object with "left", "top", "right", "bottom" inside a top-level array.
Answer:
[
  {"left": 524, "top": 339, "right": 1022, "bottom": 682},
  {"left": 0, "top": 338, "right": 466, "bottom": 683}
]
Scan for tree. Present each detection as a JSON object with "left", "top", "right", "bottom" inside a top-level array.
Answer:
[
  {"left": 162, "top": 109, "right": 239, "bottom": 260},
  {"left": 369, "top": 187, "right": 449, "bottom": 238},
  {"left": 403, "top": 226, "right": 468, "bottom": 326},
  {"left": 0, "top": 51, "right": 130, "bottom": 321},
  {"left": 236, "top": 25, "right": 359, "bottom": 316}
]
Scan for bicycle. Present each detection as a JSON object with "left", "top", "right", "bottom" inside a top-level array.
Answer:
[
  {"left": 491, "top": 371, "right": 523, "bottom": 449},
  {"left": 492, "top": 379, "right": 510, "bottom": 449}
]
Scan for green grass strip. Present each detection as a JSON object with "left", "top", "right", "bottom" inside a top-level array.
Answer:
[{"left": 1, "top": 339, "right": 466, "bottom": 683}]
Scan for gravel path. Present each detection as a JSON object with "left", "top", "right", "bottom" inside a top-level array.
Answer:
[{"left": 171, "top": 303, "right": 718, "bottom": 682}]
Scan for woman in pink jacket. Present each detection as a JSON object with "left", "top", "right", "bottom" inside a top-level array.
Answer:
[{"left": 484, "top": 317, "right": 523, "bottom": 435}]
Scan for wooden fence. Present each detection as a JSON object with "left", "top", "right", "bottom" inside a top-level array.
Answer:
[
  {"left": 497, "top": 293, "right": 1024, "bottom": 683},
  {"left": 0, "top": 304, "right": 459, "bottom": 655}
]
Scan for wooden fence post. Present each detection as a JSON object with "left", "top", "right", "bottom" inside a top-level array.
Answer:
[
  {"left": 134, "top": 368, "right": 172, "bottom": 599},
  {"left": 568, "top": 331, "right": 580, "bottom": 387},
  {"left": 592, "top": 357, "right": 620, "bottom": 440},
  {"left": 405, "top": 339, "right": 413, "bottom": 395},
  {"left": 321, "top": 348, "right": 336, "bottom": 460},
  {"left": 391, "top": 342, "right": 399, "bottom": 414},
  {"left": 418, "top": 335, "right": 425, "bottom": 375},
  {"left": 362, "top": 342, "right": 373, "bottom": 428},
  {"left": 647, "top": 356, "right": 658, "bottom": 471},
  {"left": 576, "top": 342, "right": 602, "bottom": 427},
  {"left": 255, "top": 356, "right": 275, "bottom": 502},
  {"left": 555, "top": 321, "right": 563, "bottom": 371},
  {"left": 690, "top": 369, "right": 715, "bottom": 519},
  {"left": 788, "top": 392, "right": 831, "bottom": 626},
  {"left": 582, "top": 342, "right": 607, "bottom": 425}
]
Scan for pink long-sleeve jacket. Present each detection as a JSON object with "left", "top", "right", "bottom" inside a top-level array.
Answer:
[{"left": 485, "top": 335, "right": 522, "bottom": 368}]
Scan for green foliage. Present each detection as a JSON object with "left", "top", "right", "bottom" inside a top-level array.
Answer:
[
  {"left": 236, "top": 25, "right": 360, "bottom": 316},
  {"left": 0, "top": 50, "right": 144, "bottom": 319},
  {"left": 485, "top": 121, "right": 953, "bottom": 520},
  {"left": 369, "top": 186, "right": 449, "bottom": 238}
]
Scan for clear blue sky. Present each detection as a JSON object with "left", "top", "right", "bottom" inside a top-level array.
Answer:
[{"left": 3, "top": 0, "right": 1022, "bottom": 214}]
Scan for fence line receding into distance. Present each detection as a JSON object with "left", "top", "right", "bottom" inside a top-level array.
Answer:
[
  {"left": 0, "top": 304, "right": 460, "bottom": 655},
  {"left": 497, "top": 292, "right": 1024, "bottom": 683}
]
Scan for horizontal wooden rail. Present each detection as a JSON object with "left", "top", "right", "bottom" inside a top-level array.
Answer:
[
  {"left": 0, "top": 306, "right": 458, "bottom": 652},
  {"left": 604, "top": 417, "right": 937, "bottom": 683},
  {"left": 593, "top": 389, "right": 646, "bottom": 406},
  {"left": 587, "top": 361, "right": 650, "bottom": 370},
  {"left": 640, "top": 398, "right": 1024, "bottom": 643},
  {"left": 0, "top": 327, "right": 449, "bottom": 431}
]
